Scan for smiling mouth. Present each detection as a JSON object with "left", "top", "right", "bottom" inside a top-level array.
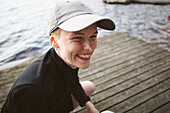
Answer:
[{"left": 77, "top": 54, "right": 92, "bottom": 60}]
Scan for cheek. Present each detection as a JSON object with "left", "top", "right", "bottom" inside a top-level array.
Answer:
[
  {"left": 93, "top": 40, "right": 97, "bottom": 50},
  {"left": 72, "top": 43, "right": 83, "bottom": 51},
  {"left": 67, "top": 44, "right": 80, "bottom": 57}
]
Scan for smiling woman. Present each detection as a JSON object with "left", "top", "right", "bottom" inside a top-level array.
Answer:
[{"left": 1, "top": 1, "right": 115, "bottom": 113}]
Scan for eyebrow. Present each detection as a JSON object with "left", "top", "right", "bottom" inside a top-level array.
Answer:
[{"left": 73, "top": 31, "right": 98, "bottom": 35}]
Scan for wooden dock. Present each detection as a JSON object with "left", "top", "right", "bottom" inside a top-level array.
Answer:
[
  {"left": 0, "top": 32, "right": 170, "bottom": 113},
  {"left": 103, "top": 0, "right": 170, "bottom": 5}
]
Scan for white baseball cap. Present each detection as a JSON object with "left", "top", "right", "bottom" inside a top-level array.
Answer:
[{"left": 48, "top": 0, "right": 115, "bottom": 35}]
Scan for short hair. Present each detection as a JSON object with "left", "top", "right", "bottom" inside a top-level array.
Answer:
[{"left": 51, "top": 28, "right": 60, "bottom": 40}]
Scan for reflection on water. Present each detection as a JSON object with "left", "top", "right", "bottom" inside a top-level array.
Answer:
[
  {"left": 0, "top": 0, "right": 170, "bottom": 70},
  {"left": 99, "top": 3, "right": 170, "bottom": 50}
]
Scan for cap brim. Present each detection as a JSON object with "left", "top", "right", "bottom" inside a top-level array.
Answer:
[{"left": 58, "top": 14, "right": 115, "bottom": 32}]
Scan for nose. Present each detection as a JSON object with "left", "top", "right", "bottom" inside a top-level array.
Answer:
[{"left": 83, "top": 40, "right": 94, "bottom": 51}]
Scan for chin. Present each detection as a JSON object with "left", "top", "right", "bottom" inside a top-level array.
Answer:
[{"left": 78, "top": 64, "right": 90, "bottom": 69}]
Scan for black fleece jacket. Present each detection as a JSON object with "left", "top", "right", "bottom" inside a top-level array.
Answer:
[{"left": 2, "top": 48, "right": 90, "bottom": 113}]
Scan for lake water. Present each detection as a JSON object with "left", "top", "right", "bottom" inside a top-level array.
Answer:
[{"left": 0, "top": 0, "right": 170, "bottom": 70}]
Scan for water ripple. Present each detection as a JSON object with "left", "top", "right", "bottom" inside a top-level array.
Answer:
[{"left": 0, "top": 0, "right": 170, "bottom": 70}]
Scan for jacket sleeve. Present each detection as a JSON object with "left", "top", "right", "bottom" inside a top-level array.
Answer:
[
  {"left": 69, "top": 74, "right": 90, "bottom": 107},
  {"left": 6, "top": 85, "right": 49, "bottom": 113},
  {"left": 72, "top": 82, "right": 90, "bottom": 107}
]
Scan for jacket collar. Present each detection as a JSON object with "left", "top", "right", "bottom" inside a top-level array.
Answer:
[{"left": 50, "top": 48, "right": 79, "bottom": 79}]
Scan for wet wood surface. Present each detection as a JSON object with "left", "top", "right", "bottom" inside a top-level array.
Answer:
[{"left": 0, "top": 32, "right": 170, "bottom": 113}]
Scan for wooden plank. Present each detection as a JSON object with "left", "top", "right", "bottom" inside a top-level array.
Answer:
[
  {"left": 109, "top": 72, "right": 170, "bottom": 112},
  {"left": 103, "top": 0, "right": 132, "bottom": 4},
  {"left": 81, "top": 38, "right": 152, "bottom": 70},
  {"left": 79, "top": 42, "right": 159, "bottom": 79},
  {"left": 96, "top": 32, "right": 134, "bottom": 45},
  {"left": 92, "top": 67, "right": 170, "bottom": 107},
  {"left": 124, "top": 89, "right": 170, "bottom": 113},
  {"left": 89, "top": 36, "right": 143, "bottom": 65},
  {"left": 151, "top": 102, "right": 170, "bottom": 113},
  {"left": 96, "top": 33, "right": 137, "bottom": 49},
  {"left": 103, "top": 0, "right": 170, "bottom": 5},
  {"left": 76, "top": 70, "right": 170, "bottom": 113},
  {"left": 0, "top": 73, "right": 19, "bottom": 89},
  {"left": 133, "top": 0, "right": 170, "bottom": 4},
  {"left": 109, "top": 78, "right": 170, "bottom": 113},
  {"left": 74, "top": 67, "right": 170, "bottom": 113},
  {"left": 82, "top": 50, "right": 170, "bottom": 85},
  {"left": 79, "top": 40, "right": 149, "bottom": 77},
  {"left": 0, "top": 56, "right": 39, "bottom": 77},
  {"left": 92, "top": 38, "right": 139, "bottom": 62},
  {"left": 80, "top": 42, "right": 152, "bottom": 79},
  {"left": 99, "top": 70, "right": 170, "bottom": 111},
  {"left": 73, "top": 57, "right": 170, "bottom": 113},
  {"left": 93, "top": 59, "right": 170, "bottom": 99},
  {"left": 94, "top": 33, "right": 134, "bottom": 54},
  {"left": 79, "top": 34, "right": 169, "bottom": 79},
  {"left": 0, "top": 83, "right": 13, "bottom": 101},
  {"left": 86, "top": 45, "right": 163, "bottom": 80},
  {"left": 82, "top": 33, "right": 143, "bottom": 64}
]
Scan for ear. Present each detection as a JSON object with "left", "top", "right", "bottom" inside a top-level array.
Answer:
[{"left": 49, "top": 36, "right": 59, "bottom": 49}]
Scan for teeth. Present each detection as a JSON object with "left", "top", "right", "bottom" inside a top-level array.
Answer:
[{"left": 78, "top": 54, "right": 91, "bottom": 58}]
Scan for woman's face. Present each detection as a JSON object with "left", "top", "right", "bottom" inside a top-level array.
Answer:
[{"left": 56, "top": 24, "right": 98, "bottom": 69}]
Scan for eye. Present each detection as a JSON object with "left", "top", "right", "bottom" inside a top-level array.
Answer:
[
  {"left": 72, "top": 37, "right": 83, "bottom": 41},
  {"left": 73, "top": 37, "right": 82, "bottom": 39},
  {"left": 90, "top": 35, "right": 97, "bottom": 40}
]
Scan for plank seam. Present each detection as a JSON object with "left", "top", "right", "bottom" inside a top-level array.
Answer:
[
  {"left": 101, "top": 79, "right": 170, "bottom": 112},
  {"left": 92, "top": 54, "right": 170, "bottom": 86},
  {"left": 123, "top": 88, "right": 170, "bottom": 113},
  {"left": 94, "top": 70, "right": 170, "bottom": 105},
  {"left": 80, "top": 48, "right": 167, "bottom": 80},
  {"left": 149, "top": 101, "right": 170, "bottom": 113},
  {"left": 93, "top": 64, "right": 170, "bottom": 95}
]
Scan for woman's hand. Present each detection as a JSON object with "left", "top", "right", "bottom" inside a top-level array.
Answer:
[{"left": 85, "top": 101, "right": 99, "bottom": 113}]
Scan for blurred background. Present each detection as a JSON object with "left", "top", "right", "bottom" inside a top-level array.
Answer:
[{"left": 0, "top": 0, "right": 170, "bottom": 70}]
